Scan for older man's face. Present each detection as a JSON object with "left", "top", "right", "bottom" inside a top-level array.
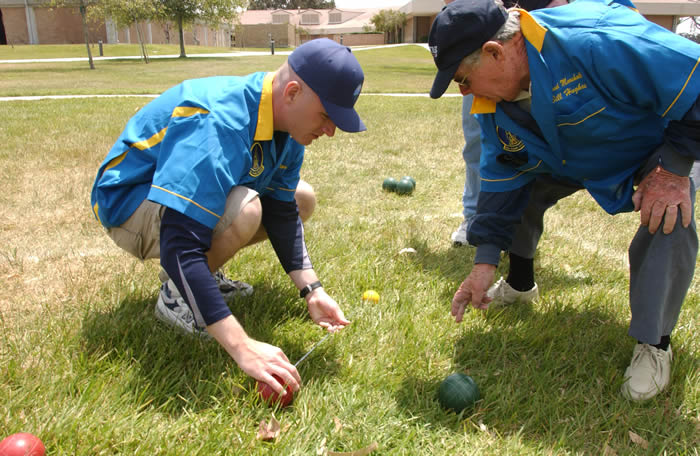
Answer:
[{"left": 452, "top": 46, "right": 524, "bottom": 102}]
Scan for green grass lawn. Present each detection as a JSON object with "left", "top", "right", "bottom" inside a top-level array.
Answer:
[
  {"left": 0, "top": 44, "right": 449, "bottom": 97},
  {"left": 0, "top": 47, "right": 698, "bottom": 455},
  {"left": 0, "top": 43, "right": 292, "bottom": 60}
]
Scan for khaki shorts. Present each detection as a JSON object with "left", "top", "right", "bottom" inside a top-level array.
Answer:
[{"left": 107, "top": 186, "right": 259, "bottom": 260}]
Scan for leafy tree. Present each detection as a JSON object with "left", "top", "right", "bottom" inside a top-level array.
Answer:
[
  {"left": 369, "top": 9, "right": 406, "bottom": 44},
  {"left": 157, "top": 0, "right": 244, "bottom": 58},
  {"left": 247, "top": 0, "right": 335, "bottom": 9},
  {"left": 678, "top": 16, "right": 700, "bottom": 43},
  {"left": 49, "top": 0, "right": 99, "bottom": 69},
  {"left": 98, "top": 0, "right": 157, "bottom": 63}
]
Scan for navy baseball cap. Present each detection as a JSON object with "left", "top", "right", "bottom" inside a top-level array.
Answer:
[
  {"left": 288, "top": 38, "right": 366, "bottom": 132},
  {"left": 428, "top": 0, "right": 508, "bottom": 99}
]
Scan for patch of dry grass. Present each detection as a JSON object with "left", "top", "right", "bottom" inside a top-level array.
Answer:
[{"left": 0, "top": 98, "right": 145, "bottom": 320}]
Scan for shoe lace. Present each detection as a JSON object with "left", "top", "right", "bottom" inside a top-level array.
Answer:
[
  {"left": 213, "top": 270, "right": 227, "bottom": 282},
  {"left": 164, "top": 285, "right": 195, "bottom": 324},
  {"left": 174, "top": 303, "right": 194, "bottom": 324},
  {"left": 631, "top": 344, "right": 663, "bottom": 370},
  {"left": 214, "top": 270, "right": 249, "bottom": 293},
  {"left": 214, "top": 270, "right": 236, "bottom": 289}
]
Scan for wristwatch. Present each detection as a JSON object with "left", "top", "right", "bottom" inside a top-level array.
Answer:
[{"left": 300, "top": 280, "right": 322, "bottom": 298}]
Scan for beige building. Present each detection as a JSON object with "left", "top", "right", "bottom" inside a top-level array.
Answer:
[
  {"left": 0, "top": 0, "right": 105, "bottom": 45},
  {"left": 2, "top": 0, "right": 700, "bottom": 47},
  {"left": 0, "top": 0, "right": 381, "bottom": 47},
  {"left": 398, "top": 0, "right": 700, "bottom": 43},
  {"left": 0, "top": 0, "right": 231, "bottom": 47},
  {"left": 235, "top": 8, "right": 385, "bottom": 48}
]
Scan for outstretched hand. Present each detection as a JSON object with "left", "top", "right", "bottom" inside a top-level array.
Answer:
[
  {"left": 451, "top": 263, "right": 497, "bottom": 321},
  {"left": 306, "top": 288, "right": 351, "bottom": 332},
  {"left": 632, "top": 165, "right": 691, "bottom": 234}
]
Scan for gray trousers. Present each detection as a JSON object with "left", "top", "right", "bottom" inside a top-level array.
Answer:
[{"left": 508, "top": 173, "right": 697, "bottom": 345}]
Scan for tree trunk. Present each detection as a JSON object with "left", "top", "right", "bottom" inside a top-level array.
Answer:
[
  {"left": 136, "top": 22, "right": 149, "bottom": 63},
  {"left": 178, "top": 15, "right": 186, "bottom": 58},
  {"left": 79, "top": 2, "right": 95, "bottom": 70}
]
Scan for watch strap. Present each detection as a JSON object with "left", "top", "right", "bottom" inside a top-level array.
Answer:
[{"left": 300, "top": 280, "right": 322, "bottom": 298}]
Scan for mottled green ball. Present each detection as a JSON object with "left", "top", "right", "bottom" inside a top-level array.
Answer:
[
  {"left": 401, "top": 176, "right": 416, "bottom": 188},
  {"left": 438, "top": 373, "right": 480, "bottom": 413},
  {"left": 382, "top": 177, "right": 398, "bottom": 192},
  {"left": 395, "top": 178, "right": 414, "bottom": 195}
]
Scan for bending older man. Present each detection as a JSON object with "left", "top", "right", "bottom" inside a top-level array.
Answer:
[{"left": 429, "top": 0, "right": 699, "bottom": 401}]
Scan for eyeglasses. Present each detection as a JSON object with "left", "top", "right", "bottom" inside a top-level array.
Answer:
[{"left": 453, "top": 72, "right": 470, "bottom": 90}]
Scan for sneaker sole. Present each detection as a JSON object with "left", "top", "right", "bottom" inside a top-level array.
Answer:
[{"left": 489, "top": 295, "right": 538, "bottom": 308}]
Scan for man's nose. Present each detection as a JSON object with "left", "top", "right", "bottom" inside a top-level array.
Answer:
[
  {"left": 322, "top": 120, "right": 336, "bottom": 137},
  {"left": 459, "top": 85, "right": 471, "bottom": 96}
]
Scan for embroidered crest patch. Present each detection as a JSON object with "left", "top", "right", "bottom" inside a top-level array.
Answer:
[
  {"left": 497, "top": 127, "right": 525, "bottom": 153},
  {"left": 249, "top": 142, "right": 264, "bottom": 177}
]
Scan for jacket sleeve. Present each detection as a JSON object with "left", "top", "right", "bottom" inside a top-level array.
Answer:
[
  {"left": 658, "top": 94, "right": 700, "bottom": 176},
  {"left": 160, "top": 208, "right": 232, "bottom": 326},
  {"left": 260, "top": 195, "right": 312, "bottom": 273},
  {"left": 469, "top": 182, "right": 534, "bottom": 265}
]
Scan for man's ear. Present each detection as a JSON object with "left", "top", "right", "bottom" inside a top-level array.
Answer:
[
  {"left": 284, "top": 80, "right": 302, "bottom": 104},
  {"left": 482, "top": 41, "right": 504, "bottom": 61}
]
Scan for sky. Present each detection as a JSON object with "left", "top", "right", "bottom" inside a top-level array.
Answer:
[{"left": 334, "top": 0, "right": 407, "bottom": 8}]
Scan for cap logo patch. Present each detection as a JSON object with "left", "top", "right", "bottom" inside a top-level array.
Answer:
[{"left": 353, "top": 83, "right": 363, "bottom": 104}]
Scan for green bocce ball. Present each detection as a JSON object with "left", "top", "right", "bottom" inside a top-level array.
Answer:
[
  {"left": 382, "top": 177, "right": 398, "bottom": 192},
  {"left": 401, "top": 176, "right": 416, "bottom": 188},
  {"left": 438, "top": 373, "right": 480, "bottom": 414},
  {"left": 395, "top": 178, "right": 414, "bottom": 195}
]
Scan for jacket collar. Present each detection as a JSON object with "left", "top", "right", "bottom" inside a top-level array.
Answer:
[
  {"left": 470, "top": 9, "right": 546, "bottom": 114},
  {"left": 254, "top": 72, "right": 275, "bottom": 141}
]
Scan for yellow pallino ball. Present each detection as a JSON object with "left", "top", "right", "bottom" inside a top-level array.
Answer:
[{"left": 362, "top": 290, "right": 380, "bottom": 302}]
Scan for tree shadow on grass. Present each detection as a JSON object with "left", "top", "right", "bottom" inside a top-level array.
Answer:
[
  {"left": 80, "top": 282, "right": 342, "bottom": 416},
  {"left": 393, "top": 301, "right": 699, "bottom": 454}
]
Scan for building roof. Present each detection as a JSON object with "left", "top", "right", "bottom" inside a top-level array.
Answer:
[{"left": 238, "top": 0, "right": 700, "bottom": 36}]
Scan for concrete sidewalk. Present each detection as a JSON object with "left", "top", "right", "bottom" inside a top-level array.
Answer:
[
  {"left": 0, "top": 92, "right": 461, "bottom": 102},
  {"left": 0, "top": 43, "right": 425, "bottom": 64}
]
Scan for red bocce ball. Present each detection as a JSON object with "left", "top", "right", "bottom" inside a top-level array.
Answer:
[
  {"left": 0, "top": 433, "right": 46, "bottom": 456},
  {"left": 257, "top": 374, "right": 294, "bottom": 408}
]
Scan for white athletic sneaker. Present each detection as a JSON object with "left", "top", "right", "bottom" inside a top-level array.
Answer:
[
  {"left": 451, "top": 219, "right": 469, "bottom": 246},
  {"left": 154, "top": 280, "right": 211, "bottom": 339},
  {"left": 214, "top": 270, "right": 254, "bottom": 301},
  {"left": 486, "top": 276, "right": 539, "bottom": 307},
  {"left": 621, "top": 344, "right": 672, "bottom": 401}
]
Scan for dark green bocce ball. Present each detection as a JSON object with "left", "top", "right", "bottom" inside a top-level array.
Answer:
[
  {"left": 395, "top": 178, "right": 414, "bottom": 195},
  {"left": 382, "top": 177, "right": 398, "bottom": 192},
  {"left": 401, "top": 176, "right": 416, "bottom": 188},
  {"left": 438, "top": 373, "right": 481, "bottom": 414}
]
